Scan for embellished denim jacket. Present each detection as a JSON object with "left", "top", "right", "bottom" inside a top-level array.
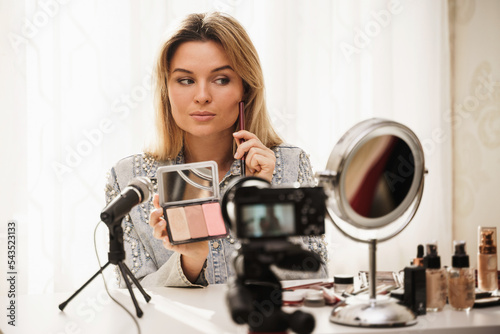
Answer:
[{"left": 105, "top": 144, "right": 329, "bottom": 288}]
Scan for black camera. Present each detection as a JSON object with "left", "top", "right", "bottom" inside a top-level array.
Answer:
[
  {"left": 222, "top": 177, "right": 326, "bottom": 241},
  {"left": 233, "top": 186, "right": 326, "bottom": 239}
]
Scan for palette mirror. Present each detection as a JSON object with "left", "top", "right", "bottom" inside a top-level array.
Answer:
[
  {"left": 160, "top": 165, "right": 216, "bottom": 204},
  {"left": 316, "top": 118, "right": 426, "bottom": 327}
]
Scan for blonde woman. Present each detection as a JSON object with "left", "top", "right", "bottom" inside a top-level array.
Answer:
[{"left": 105, "top": 12, "right": 328, "bottom": 287}]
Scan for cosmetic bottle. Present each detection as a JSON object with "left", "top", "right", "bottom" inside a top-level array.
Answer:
[
  {"left": 478, "top": 226, "right": 498, "bottom": 292},
  {"left": 403, "top": 265, "right": 426, "bottom": 315},
  {"left": 448, "top": 240, "right": 475, "bottom": 311},
  {"left": 423, "top": 241, "right": 447, "bottom": 312},
  {"left": 412, "top": 244, "right": 424, "bottom": 267},
  {"left": 333, "top": 275, "right": 354, "bottom": 294},
  {"left": 304, "top": 290, "right": 325, "bottom": 307}
]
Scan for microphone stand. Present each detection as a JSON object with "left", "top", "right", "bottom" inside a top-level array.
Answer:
[{"left": 59, "top": 218, "right": 151, "bottom": 317}]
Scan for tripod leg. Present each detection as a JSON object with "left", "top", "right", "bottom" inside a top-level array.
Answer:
[
  {"left": 59, "top": 262, "right": 111, "bottom": 311},
  {"left": 121, "top": 263, "right": 151, "bottom": 303},
  {"left": 118, "top": 262, "right": 144, "bottom": 318}
]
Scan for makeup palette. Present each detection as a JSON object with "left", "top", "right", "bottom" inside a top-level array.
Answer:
[{"left": 157, "top": 161, "right": 228, "bottom": 245}]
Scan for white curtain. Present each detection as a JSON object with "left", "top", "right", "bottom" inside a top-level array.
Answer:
[{"left": 1, "top": 0, "right": 452, "bottom": 294}]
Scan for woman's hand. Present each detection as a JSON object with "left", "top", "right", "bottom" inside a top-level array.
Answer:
[
  {"left": 149, "top": 194, "right": 209, "bottom": 283},
  {"left": 233, "top": 130, "right": 276, "bottom": 182}
]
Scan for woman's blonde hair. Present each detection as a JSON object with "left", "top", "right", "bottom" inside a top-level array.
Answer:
[{"left": 147, "top": 12, "right": 283, "bottom": 161}]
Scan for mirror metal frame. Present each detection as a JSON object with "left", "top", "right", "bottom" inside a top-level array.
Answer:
[{"left": 318, "top": 118, "right": 425, "bottom": 243}]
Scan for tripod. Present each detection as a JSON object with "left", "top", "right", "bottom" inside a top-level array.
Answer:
[
  {"left": 59, "top": 221, "right": 151, "bottom": 318},
  {"left": 226, "top": 244, "right": 319, "bottom": 334}
]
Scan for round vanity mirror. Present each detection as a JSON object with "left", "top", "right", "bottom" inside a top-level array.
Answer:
[
  {"left": 344, "top": 135, "right": 414, "bottom": 220},
  {"left": 319, "top": 118, "right": 425, "bottom": 242},
  {"left": 317, "top": 118, "right": 426, "bottom": 327}
]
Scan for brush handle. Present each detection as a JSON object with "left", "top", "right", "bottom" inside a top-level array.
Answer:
[{"left": 239, "top": 101, "right": 246, "bottom": 177}]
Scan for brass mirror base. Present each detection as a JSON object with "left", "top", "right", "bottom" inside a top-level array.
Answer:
[{"left": 330, "top": 299, "right": 417, "bottom": 328}]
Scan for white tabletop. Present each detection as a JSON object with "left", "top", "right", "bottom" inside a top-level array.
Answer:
[{"left": 2, "top": 281, "right": 500, "bottom": 334}]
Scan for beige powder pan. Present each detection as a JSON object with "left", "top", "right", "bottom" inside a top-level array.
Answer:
[{"left": 166, "top": 207, "right": 191, "bottom": 242}]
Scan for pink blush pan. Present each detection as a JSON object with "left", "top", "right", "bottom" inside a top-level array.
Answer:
[
  {"left": 202, "top": 202, "right": 226, "bottom": 236},
  {"left": 185, "top": 205, "right": 209, "bottom": 238}
]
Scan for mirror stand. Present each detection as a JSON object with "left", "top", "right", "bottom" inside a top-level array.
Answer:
[
  {"left": 330, "top": 239, "right": 416, "bottom": 327},
  {"left": 318, "top": 118, "right": 426, "bottom": 328}
]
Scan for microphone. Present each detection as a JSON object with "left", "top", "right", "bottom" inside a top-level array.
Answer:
[{"left": 100, "top": 176, "right": 153, "bottom": 224}]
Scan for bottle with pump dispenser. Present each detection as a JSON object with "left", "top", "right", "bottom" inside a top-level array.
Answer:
[
  {"left": 478, "top": 226, "right": 498, "bottom": 292},
  {"left": 424, "top": 241, "right": 447, "bottom": 312},
  {"left": 448, "top": 240, "right": 475, "bottom": 311}
]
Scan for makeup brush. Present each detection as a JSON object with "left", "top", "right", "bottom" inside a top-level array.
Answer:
[{"left": 239, "top": 101, "right": 246, "bottom": 177}]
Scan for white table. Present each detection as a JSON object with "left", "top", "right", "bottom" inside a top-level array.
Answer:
[{"left": 2, "top": 281, "right": 500, "bottom": 334}]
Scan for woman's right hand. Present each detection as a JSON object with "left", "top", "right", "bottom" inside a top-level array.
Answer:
[{"left": 149, "top": 194, "right": 209, "bottom": 282}]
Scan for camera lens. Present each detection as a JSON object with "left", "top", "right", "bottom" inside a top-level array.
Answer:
[{"left": 220, "top": 176, "right": 271, "bottom": 234}]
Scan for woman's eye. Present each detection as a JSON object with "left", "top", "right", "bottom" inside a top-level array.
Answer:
[
  {"left": 178, "top": 78, "right": 194, "bottom": 85},
  {"left": 214, "top": 78, "right": 230, "bottom": 85}
]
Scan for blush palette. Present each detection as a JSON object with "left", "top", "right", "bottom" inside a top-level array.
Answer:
[{"left": 157, "top": 161, "right": 228, "bottom": 245}]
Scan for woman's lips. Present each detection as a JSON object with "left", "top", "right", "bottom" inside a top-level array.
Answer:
[{"left": 190, "top": 111, "right": 216, "bottom": 122}]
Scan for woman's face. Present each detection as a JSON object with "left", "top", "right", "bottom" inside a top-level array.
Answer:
[{"left": 167, "top": 40, "right": 244, "bottom": 140}]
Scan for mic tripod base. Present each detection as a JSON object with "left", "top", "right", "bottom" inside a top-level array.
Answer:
[
  {"left": 58, "top": 260, "right": 151, "bottom": 318},
  {"left": 116, "top": 261, "right": 152, "bottom": 318}
]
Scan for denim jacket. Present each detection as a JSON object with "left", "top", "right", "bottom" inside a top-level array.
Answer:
[{"left": 105, "top": 144, "right": 329, "bottom": 288}]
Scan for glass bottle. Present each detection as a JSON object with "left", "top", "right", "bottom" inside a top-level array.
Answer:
[
  {"left": 333, "top": 275, "right": 354, "bottom": 294},
  {"left": 478, "top": 226, "right": 498, "bottom": 292},
  {"left": 412, "top": 244, "right": 424, "bottom": 267},
  {"left": 448, "top": 240, "right": 475, "bottom": 311},
  {"left": 424, "top": 241, "right": 447, "bottom": 312}
]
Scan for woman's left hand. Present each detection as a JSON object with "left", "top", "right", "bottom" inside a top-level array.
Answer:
[{"left": 233, "top": 130, "right": 276, "bottom": 182}]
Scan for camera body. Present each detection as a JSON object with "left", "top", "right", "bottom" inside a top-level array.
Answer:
[{"left": 231, "top": 185, "right": 326, "bottom": 240}]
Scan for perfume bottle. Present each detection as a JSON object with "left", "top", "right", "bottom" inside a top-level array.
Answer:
[
  {"left": 448, "top": 240, "right": 475, "bottom": 311},
  {"left": 478, "top": 226, "right": 498, "bottom": 292},
  {"left": 424, "top": 241, "right": 447, "bottom": 312}
]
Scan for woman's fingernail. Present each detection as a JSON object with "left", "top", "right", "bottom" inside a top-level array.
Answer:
[{"left": 234, "top": 152, "right": 239, "bottom": 159}]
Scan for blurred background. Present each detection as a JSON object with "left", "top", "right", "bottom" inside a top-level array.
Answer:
[{"left": 1, "top": 0, "right": 499, "bottom": 294}]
